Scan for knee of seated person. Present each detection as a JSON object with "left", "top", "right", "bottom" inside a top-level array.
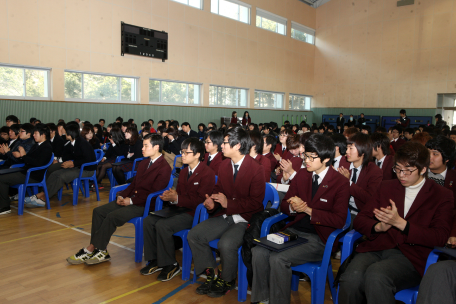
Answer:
[
  {"left": 187, "top": 229, "right": 199, "bottom": 244},
  {"left": 364, "top": 264, "right": 392, "bottom": 287},
  {"left": 217, "top": 237, "right": 235, "bottom": 253},
  {"left": 339, "top": 266, "right": 364, "bottom": 286},
  {"left": 269, "top": 251, "right": 289, "bottom": 267}
]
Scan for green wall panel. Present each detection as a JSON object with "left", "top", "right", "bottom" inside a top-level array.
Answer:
[{"left": 0, "top": 100, "right": 311, "bottom": 127}]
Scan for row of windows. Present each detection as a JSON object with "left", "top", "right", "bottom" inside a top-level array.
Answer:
[
  {"left": 0, "top": 65, "right": 312, "bottom": 110},
  {"left": 176, "top": 0, "right": 315, "bottom": 44}
]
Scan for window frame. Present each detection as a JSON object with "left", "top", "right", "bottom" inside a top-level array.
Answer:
[
  {"left": 291, "top": 21, "right": 315, "bottom": 45},
  {"left": 170, "top": 0, "right": 203, "bottom": 10},
  {"left": 149, "top": 78, "right": 203, "bottom": 107},
  {"left": 289, "top": 93, "right": 312, "bottom": 111},
  {"left": 64, "top": 70, "right": 139, "bottom": 104},
  {"left": 209, "top": 84, "right": 249, "bottom": 108},
  {"left": 256, "top": 8, "right": 287, "bottom": 36},
  {"left": 0, "top": 63, "right": 51, "bottom": 101},
  {"left": 254, "top": 89, "right": 285, "bottom": 110},
  {"left": 211, "top": 0, "right": 251, "bottom": 24}
]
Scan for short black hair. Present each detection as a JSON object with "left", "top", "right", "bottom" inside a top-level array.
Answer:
[
  {"left": 450, "top": 130, "right": 456, "bottom": 136},
  {"left": 30, "top": 117, "right": 36, "bottom": 123},
  {"left": 181, "top": 122, "right": 191, "bottom": 128},
  {"left": 425, "top": 135, "right": 456, "bottom": 168},
  {"left": 391, "top": 125, "right": 403, "bottom": 134},
  {"left": 9, "top": 124, "right": 21, "bottom": 135},
  {"left": 57, "top": 121, "right": 66, "bottom": 128},
  {"left": 305, "top": 134, "right": 335, "bottom": 167},
  {"left": 99, "top": 119, "right": 105, "bottom": 123},
  {"left": 46, "top": 123, "right": 57, "bottom": 133},
  {"left": 400, "top": 109, "right": 406, "bottom": 114},
  {"left": 0, "top": 126, "right": 10, "bottom": 134},
  {"left": 371, "top": 132, "right": 390, "bottom": 156},
  {"left": 34, "top": 124, "right": 50, "bottom": 140},
  {"left": 248, "top": 131, "right": 263, "bottom": 155},
  {"left": 143, "top": 134, "right": 164, "bottom": 153},
  {"left": 263, "top": 134, "right": 277, "bottom": 153},
  {"left": 21, "top": 123, "right": 34, "bottom": 135},
  {"left": 331, "top": 133, "right": 347, "bottom": 155},
  {"left": 181, "top": 137, "right": 205, "bottom": 162},
  {"left": 347, "top": 133, "right": 373, "bottom": 167},
  {"left": 65, "top": 124, "right": 80, "bottom": 140},
  {"left": 375, "top": 126, "right": 387, "bottom": 133},
  {"left": 225, "top": 126, "right": 250, "bottom": 155},
  {"left": 148, "top": 119, "right": 154, "bottom": 124},
  {"left": 435, "top": 114, "right": 442, "bottom": 119},
  {"left": 116, "top": 116, "right": 124, "bottom": 123},
  {"left": 208, "top": 122, "right": 217, "bottom": 129},
  {"left": 206, "top": 130, "right": 223, "bottom": 152},
  {"left": 6, "top": 115, "right": 19, "bottom": 124},
  {"left": 404, "top": 128, "right": 414, "bottom": 135},
  {"left": 360, "top": 125, "right": 371, "bottom": 134},
  {"left": 171, "top": 121, "right": 179, "bottom": 129}
]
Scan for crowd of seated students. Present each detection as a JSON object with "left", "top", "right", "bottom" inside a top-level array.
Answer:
[{"left": 1, "top": 114, "right": 456, "bottom": 304}]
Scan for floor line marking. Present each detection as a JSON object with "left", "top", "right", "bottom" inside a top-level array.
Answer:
[
  {"left": 11, "top": 207, "right": 135, "bottom": 252},
  {"left": 98, "top": 281, "right": 161, "bottom": 304},
  {"left": 151, "top": 280, "right": 193, "bottom": 304}
]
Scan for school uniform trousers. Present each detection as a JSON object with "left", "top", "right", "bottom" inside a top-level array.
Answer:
[
  {"left": 188, "top": 156, "right": 265, "bottom": 281},
  {"left": 416, "top": 260, "right": 456, "bottom": 304},
  {"left": 143, "top": 164, "right": 215, "bottom": 266},
  {"left": 339, "top": 179, "right": 454, "bottom": 304},
  {"left": 251, "top": 167, "right": 350, "bottom": 304},
  {"left": 90, "top": 156, "right": 171, "bottom": 249}
]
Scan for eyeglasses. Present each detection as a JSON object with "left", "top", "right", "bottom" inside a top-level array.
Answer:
[
  {"left": 204, "top": 141, "right": 212, "bottom": 144},
  {"left": 180, "top": 150, "right": 194, "bottom": 156},
  {"left": 222, "top": 141, "right": 230, "bottom": 145},
  {"left": 303, "top": 154, "right": 319, "bottom": 162},
  {"left": 392, "top": 166, "right": 418, "bottom": 176}
]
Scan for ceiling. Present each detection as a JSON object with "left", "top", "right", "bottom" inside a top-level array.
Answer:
[{"left": 298, "top": 0, "right": 332, "bottom": 8}]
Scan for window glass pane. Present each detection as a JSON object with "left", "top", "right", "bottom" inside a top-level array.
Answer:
[
  {"left": 256, "top": 16, "right": 261, "bottom": 27},
  {"left": 276, "top": 93, "right": 283, "bottom": 108},
  {"left": 277, "top": 23, "right": 285, "bottom": 35},
  {"left": 161, "top": 81, "right": 187, "bottom": 104},
  {"left": 240, "top": 89, "right": 247, "bottom": 106},
  {"left": 173, "top": 0, "right": 188, "bottom": 4},
  {"left": 209, "top": 85, "right": 247, "bottom": 107},
  {"left": 219, "top": 0, "right": 239, "bottom": 20},
  {"left": 64, "top": 72, "right": 82, "bottom": 99},
  {"left": 211, "top": 0, "right": 218, "bottom": 13},
  {"left": 121, "top": 78, "right": 136, "bottom": 102},
  {"left": 25, "top": 69, "right": 47, "bottom": 97},
  {"left": 0, "top": 66, "right": 24, "bottom": 97},
  {"left": 289, "top": 94, "right": 311, "bottom": 110},
  {"left": 261, "top": 18, "right": 277, "bottom": 32},
  {"left": 149, "top": 80, "right": 160, "bottom": 103},
  {"left": 240, "top": 6, "right": 249, "bottom": 23},
  {"left": 291, "top": 28, "right": 314, "bottom": 44},
  {"left": 209, "top": 85, "right": 216, "bottom": 105},
  {"left": 188, "top": 0, "right": 201, "bottom": 8},
  {"left": 255, "top": 91, "right": 284, "bottom": 108},
  {"left": 305, "top": 97, "right": 311, "bottom": 110},
  {"left": 188, "top": 83, "right": 200, "bottom": 104},
  {"left": 83, "top": 74, "right": 119, "bottom": 100}
]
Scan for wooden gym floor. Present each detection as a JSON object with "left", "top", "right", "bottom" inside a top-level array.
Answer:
[{"left": 0, "top": 178, "right": 338, "bottom": 304}]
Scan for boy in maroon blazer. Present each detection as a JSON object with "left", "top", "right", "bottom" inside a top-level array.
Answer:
[
  {"left": 203, "top": 130, "right": 224, "bottom": 175},
  {"left": 249, "top": 131, "right": 271, "bottom": 183},
  {"left": 188, "top": 126, "right": 265, "bottom": 298},
  {"left": 338, "top": 142, "right": 454, "bottom": 304},
  {"left": 66, "top": 134, "right": 171, "bottom": 265},
  {"left": 425, "top": 135, "right": 456, "bottom": 248},
  {"left": 390, "top": 125, "right": 406, "bottom": 152},
  {"left": 277, "top": 134, "right": 304, "bottom": 183},
  {"left": 338, "top": 133, "right": 383, "bottom": 225},
  {"left": 251, "top": 134, "right": 350, "bottom": 304},
  {"left": 263, "top": 134, "right": 278, "bottom": 175},
  {"left": 331, "top": 133, "right": 350, "bottom": 170},
  {"left": 371, "top": 132, "right": 395, "bottom": 180},
  {"left": 140, "top": 138, "right": 215, "bottom": 281}
]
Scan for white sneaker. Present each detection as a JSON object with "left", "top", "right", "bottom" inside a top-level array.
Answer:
[
  {"left": 334, "top": 250, "right": 341, "bottom": 260},
  {"left": 9, "top": 194, "right": 19, "bottom": 201},
  {"left": 24, "top": 195, "right": 45, "bottom": 208}
]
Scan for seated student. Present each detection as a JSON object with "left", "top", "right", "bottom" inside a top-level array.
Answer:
[
  {"left": 360, "top": 125, "right": 371, "bottom": 135},
  {"left": 371, "top": 132, "right": 395, "bottom": 180},
  {"left": 331, "top": 133, "right": 350, "bottom": 170},
  {"left": 277, "top": 134, "right": 305, "bottom": 184},
  {"left": 297, "top": 123, "right": 311, "bottom": 134},
  {"left": 57, "top": 121, "right": 67, "bottom": 141},
  {"left": 24, "top": 124, "right": 97, "bottom": 208},
  {"left": 67, "top": 134, "right": 171, "bottom": 265},
  {"left": 148, "top": 119, "right": 156, "bottom": 133},
  {"left": 207, "top": 122, "right": 217, "bottom": 130},
  {"left": 415, "top": 260, "right": 456, "bottom": 304},
  {"left": 0, "top": 124, "right": 19, "bottom": 160},
  {"left": 95, "top": 126, "right": 127, "bottom": 186},
  {"left": 404, "top": 128, "right": 414, "bottom": 141},
  {"left": 163, "top": 128, "right": 185, "bottom": 169},
  {"left": 337, "top": 133, "right": 383, "bottom": 225},
  {"left": 390, "top": 125, "right": 406, "bottom": 152},
  {"left": 181, "top": 122, "right": 198, "bottom": 138},
  {"left": 338, "top": 142, "right": 454, "bottom": 304},
  {"left": 263, "top": 134, "right": 278, "bottom": 178},
  {"left": 203, "top": 130, "right": 224, "bottom": 175},
  {"left": 273, "top": 129, "right": 294, "bottom": 162},
  {"left": 98, "top": 119, "right": 106, "bottom": 132},
  {"left": 141, "top": 138, "right": 215, "bottom": 280},
  {"left": 327, "top": 125, "right": 335, "bottom": 134},
  {"left": 318, "top": 126, "right": 326, "bottom": 134},
  {"left": 0, "top": 126, "right": 9, "bottom": 146},
  {"left": 0, "top": 123, "right": 35, "bottom": 168},
  {"left": 46, "top": 123, "right": 65, "bottom": 163},
  {"left": 0, "top": 124, "right": 53, "bottom": 215},
  {"left": 112, "top": 127, "right": 143, "bottom": 185},
  {"left": 93, "top": 124, "right": 103, "bottom": 143},
  {"left": 251, "top": 134, "right": 350, "bottom": 304},
  {"left": 188, "top": 126, "right": 265, "bottom": 298},
  {"left": 5, "top": 115, "right": 19, "bottom": 127},
  {"left": 81, "top": 125, "right": 100, "bottom": 150},
  {"left": 248, "top": 131, "right": 271, "bottom": 183},
  {"left": 140, "top": 121, "right": 150, "bottom": 134},
  {"left": 197, "top": 123, "right": 206, "bottom": 138}
]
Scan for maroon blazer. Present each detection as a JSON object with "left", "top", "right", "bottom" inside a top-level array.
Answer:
[
  {"left": 379, "top": 155, "right": 396, "bottom": 181},
  {"left": 212, "top": 155, "right": 265, "bottom": 222},
  {"left": 391, "top": 138, "right": 406, "bottom": 152},
  {"left": 441, "top": 169, "right": 456, "bottom": 237},
  {"left": 204, "top": 152, "right": 223, "bottom": 175},
  {"left": 277, "top": 153, "right": 303, "bottom": 183},
  {"left": 263, "top": 152, "right": 278, "bottom": 172},
  {"left": 281, "top": 167, "right": 350, "bottom": 244},
  {"left": 242, "top": 117, "right": 251, "bottom": 126},
  {"left": 350, "top": 161, "right": 383, "bottom": 212},
  {"left": 274, "top": 144, "right": 287, "bottom": 158},
  {"left": 230, "top": 117, "right": 238, "bottom": 124},
  {"left": 254, "top": 154, "right": 271, "bottom": 183},
  {"left": 338, "top": 156, "right": 351, "bottom": 170},
  {"left": 119, "top": 155, "right": 171, "bottom": 209},
  {"left": 354, "top": 179, "right": 454, "bottom": 276},
  {"left": 176, "top": 163, "right": 216, "bottom": 217}
]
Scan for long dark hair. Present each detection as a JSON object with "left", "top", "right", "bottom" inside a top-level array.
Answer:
[
  {"left": 125, "top": 127, "right": 139, "bottom": 146},
  {"left": 110, "top": 126, "right": 125, "bottom": 145},
  {"left": 243, "top": 111, "right": 251, "bottom": 120},
  {"left": 80, "top": 125, "right": 98, "bottom": 146}
]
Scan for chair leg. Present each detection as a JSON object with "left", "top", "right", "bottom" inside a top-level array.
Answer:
[
  {"left": 57, "top": 188, "right": 63, "bottom": 201},
  {"left": 291, "top": 273, "right": 299, "bottom": 291},
  {"left": 181, "top": 232, "right": 191, "bottom": 281},
  {"left": 134, "top": 219, "right": 143, "bottom": 263},
  {"left": 311, "top": 270, "right": 325, "bottom": 304},
  {"left": 84, "top": 180, "right": 90, "bottom": 198},
  {"left": 93, "top": 178, "right": 100, "bottom": 201},
  {"left": 72, "top": 179, "right": 79, "bottom": 206},
  {"left": 17, "top": 185, "right": 25, "bottom": 215},
  {"left": 237, "top": 248, "right": 247, "bottom": 302},
  {"left": 43, "top": 184, "right": 51, "bottom": 210},
  {"left": 327, "top": 263, "right": 337, "bottom": 303}
]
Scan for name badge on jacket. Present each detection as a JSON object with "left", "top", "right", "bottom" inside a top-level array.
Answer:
[
  {"left": 320, "top": 198, "right": 327, "bottom": 202},
  {"left": 194, "top": 182, "right": 199, "bottom": 185}
]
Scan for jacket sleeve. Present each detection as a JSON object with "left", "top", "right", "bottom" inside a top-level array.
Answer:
[
  {"left": 22, "top": 144, "right": 53, "bottom": 167},
  {"left": 311, "top": 180, "right": 350, "bottom": 229},
  {"left": 280, "top": 173, "right": 300, "bottom": 216},
  {"left": 353, "top": 185, "right": 384, "bottom": 238},
  {"left": 132, "top": 140, "right": 143, "bottom": 159},
  {"left": 73, "top": 141, "right": 96, "bottom": 168},
  {"left": 350, "top": 166, "right": 383, "bottom": 210},
  {"left": 178, "top": 169, "right": 216, "bottom": 209},
  {"left": 54, "top": 138, "right": 64, "bottom": 158}
]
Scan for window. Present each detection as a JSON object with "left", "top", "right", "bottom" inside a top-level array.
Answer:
[
  {"left": 149, "top": 79, "right": 201, "bottom": 105},
  {"left": 0, "top": 64, "right": 50, "bottom": 100},
  {"left": 64, "top": 71, "right": 138, "bottom": 103},
  {"left": 209, "top": 85, "right": 248, "bottom": 107},
  {"left": 171, "top": 0, "right": 203, "bottom": 9},
  {"left": 289, "top": 94, "right": 311, "bottom": 110},
  {"left": 211, "top": 0, "right": 250, "bottom": 24},
  {"left": 291, "top": 21, "right": 315, "bottom": 45},
  {"left": 254, "top": 90, "right": 284, "bottom": 109},
  {"left": 256, "top": 8, "right": 287, "bottom": 35}
]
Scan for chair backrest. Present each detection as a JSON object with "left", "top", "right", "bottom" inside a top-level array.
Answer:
[
  {"left": 215, "top": 175, "right": 218, "bottom": 183},
  {"left": 263, "top": 183, "right": 280, "bottom": 209},
  {"left": 94, "top": 149, "right": 104, "bottom": 162}
]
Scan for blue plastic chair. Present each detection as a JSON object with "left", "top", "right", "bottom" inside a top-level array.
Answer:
[
  {"left": 126, "top": 157, "right": 147, "bottom": 180},
  {"left": 106, "top": 155, "right": 124, "bottom": 187},
  {"left": 336, "top": 230, "right": 442, "bottom": 304},
  {"left": 192, "top": 183, "right": 280, "bottom": 302},
  {"left": 10, "top": 163, "right": 25, "bottom": 168},
  {"left": 109, "top": 175, "right": 173, "bottom": 263},
  {"left": 0, "top": 160, "right": 5, "bottom": 166},
  {"left": 57, "top": 149, "right": 103, "bottom": 205},
  {"left": 11, "top": 153, "right": 54, "bottom": 215},
  {"left": 171, "top": 154, "right": 184, "bottom": 178},
  {"left": 259, "top": 208, "right": 351, "bottom": 304}
]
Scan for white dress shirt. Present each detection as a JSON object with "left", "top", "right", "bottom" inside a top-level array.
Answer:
[{"left": 349, "top": 163, "right": 363, "bottom": 215}]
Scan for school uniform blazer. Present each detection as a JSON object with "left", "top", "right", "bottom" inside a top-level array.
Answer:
[
  {"left": 5, "top": 137, "right": 35, "bottom": 165},
  {"left": 73, "top": 137, "right": 97, "bottom": 171},
  {"left": 336, "top": 117, "right": 345, "bottom": 127},
  {"left": 264, "top": 152, "right": 278, "bottom": 172},
  {"left": 176, "top": 164, "right": 216, "bottom": 216},
  {"left": 441, "top": 170, "right": 456, "bottom": 237},
  {"left": 354, "top": 179, "right": 454, "bottom": 276},
  {"left": 212, "top": 156, "right": 266, "bottom": 222},
  {"left": 254, "top": 154, "right": 272, "bottom": 183},
  {"left": 391, "top": 138, "right": 406, "bottom": 152},
  {"left": 204, "top": 152, "right": 224, "bottom": 175},
  {"left": 118, "top": 155, "right": 171, "bottom": 209},
  {"left": 125, "top": 139, "right": 143, "bottom": 160},
  {"left": 380, "top": 155, "right": 395, "bottom": 181},
  {"left": 242, "top": 117, "right": 251, "bottom": 126},
  {"left": 273, "top": 144, "right": 287, "bottom": 158},
  {"left": 280, "top": 167, "right": 350, "bottom": 244},
  {"left": 349, "top": 161, "right": 383, "bottom": 212},
  {"left": 20, "top": 141, "right": 53, "bottom": 181},
  {"left": 277, "top": 152, "right": 303, "bottom": 183},
  {"left": 338, "top": 156, "right": 351, "bottom": 170},
  {"left": 230, "top": 117, "right": 238, "bottom": 124},
  {"left": 50, "top": 135, "right": 65, "bottom": 158}
]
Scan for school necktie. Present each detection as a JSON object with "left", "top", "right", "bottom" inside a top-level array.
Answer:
[
  {"left": 207, "top": 156, "right": 212, "bottom": 166},
  {"left": 351, "top": 168, "right": 358, "bottom": 184},
  {"left": 233, "top": 164, "right": 239, "bottom": 182},
  {"left": 377, "top": 161, "right": 382, "bottom": 167},
  {"left": 332, "top": 159, "right": 337, "bottom": 166},
  {"left": 188, "top": 170, "right": 192, "bottom": 180},
  {"left": 147, "top": 160, "right": 152, "bottom": 169},
  {"left": 312, "top": 174, "right": 319, "bottom": 199}
]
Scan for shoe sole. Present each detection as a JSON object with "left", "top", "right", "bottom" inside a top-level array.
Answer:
[
  {"left": 158, "top": 268, "right": 181, "bottom": 282},
  {"left": 207, "top": 288, "right": 234, "bottom": 298},
  {"left": 84, "top": 257, "right": 111, "bottom": 265},
  {"left": 195, "top": 288, "right": 210, "bottom": 295},
  {"left": 0, "top": 210, "right": 11, "bottom": 215},
  {"left": 66, "top": 258, "right": 87, "bottom": 265},
  {"left": 140, "top": 267, "right": 163, "bottom": 276}
]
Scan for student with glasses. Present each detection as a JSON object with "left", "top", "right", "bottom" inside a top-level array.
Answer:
[
  {"left": 338, "top": 142, "right": 454, "bottom": 304},
  {"left": 273, "top": 129, "right": 294, "bottom": 163},
  {"left": 203, "top": 130, "right": 224, "bottom": 175},
  {"left": 0, "top": 123, "right": 35, "bottom": 168}
]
